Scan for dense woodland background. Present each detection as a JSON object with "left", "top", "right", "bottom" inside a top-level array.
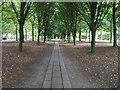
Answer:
[
  {"left": 1, "top": 2, "right": 120, "bottom": 52},
  {"left": 1, "top": 1, "right": 120, "bottom": 88}
]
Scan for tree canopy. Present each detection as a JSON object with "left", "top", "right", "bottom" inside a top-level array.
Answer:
[{"left": 2, "top": 1, "right": 120, "bottom": 52}]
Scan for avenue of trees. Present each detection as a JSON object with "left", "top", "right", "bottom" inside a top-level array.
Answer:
[{"left": 2, "top": 2, "right": 120, "bottom": 52}]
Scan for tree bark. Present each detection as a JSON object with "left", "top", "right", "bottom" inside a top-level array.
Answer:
[
  {"left": 73, "top": 33, "right": 76, "bottom": 45},
  {"left": 11, "top": 2, "right": 32, "bottom": 52},
  {"left": 86, "top": 30, "right": 87, "bottom": 41},
  {"left": 44, "top": 31, "right": 46, "bottom": 43},
  {"left": 37, "top": 29, "right": 40, "bottom": 45},
  {"left": 113, "top": 2, "right": 117, "bottom": 47},
  {"left": 37, "top": 15, "right": 41, "bottom": 45},
  {"left": 63, "top": 33, "right": 66, "bottom": 40},
  {"left": 25, "top": 29, "right": 27, "bottom": 40},
  {"left": 19, "top": 23, "right": 24, "bottom": 52},
  {"left": 32, "top": 23, "right": 34, "bottom": 41},
  {"left": 91, "top": 30, "right": 96, "bottom": 52},
  {"left": 79, "top": 29, "right": 81, "bottom": 41},
  {"left": 67, "top": 31, "right": 70, "bottom": 43}
]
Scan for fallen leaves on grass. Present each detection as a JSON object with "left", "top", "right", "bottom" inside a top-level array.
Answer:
[
  {"left": 2, "top": 41, "right": 51, "bottom": 87},
  {"left": 62, "top": 41, "right": 118, "bottom": 88}
]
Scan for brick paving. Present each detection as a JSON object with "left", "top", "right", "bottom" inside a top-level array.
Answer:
[{"left": 42, "top": 42, "right": 71, "bottom": 89}]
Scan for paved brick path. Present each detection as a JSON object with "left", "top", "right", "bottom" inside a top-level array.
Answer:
[{"left": 42, "top": 42, "right": 71, "bottom": 89}]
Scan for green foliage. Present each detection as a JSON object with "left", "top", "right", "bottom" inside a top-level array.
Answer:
[
  {"left": 2, "top": 2, "right": 17, "bottom": 33},
  {"left": 2, "top": 2, "right": 120, "bottom": 50}
]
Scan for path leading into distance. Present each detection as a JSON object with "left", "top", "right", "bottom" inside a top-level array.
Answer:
[{"left": 42, "top": 42, "right": 71, "bottom": 89}]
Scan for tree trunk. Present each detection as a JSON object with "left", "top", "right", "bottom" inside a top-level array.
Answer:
[
  {"left": 113, "top": 2, "right": 117, "bottom": 47},
  {"left": 79, "top": 29, "right": 81, "bottom": 41},
  {"left": 37, "top": 15, "right": 41, "bottom": 45},
  {"left": 86, "top": 30, "right": 87, "bottom": 41},
  {"left": 91, "top": 30, "right": 96, "bottom": 52},
  {"left": 16, "top": 25, "right": 18, "bottom": 41},
  {"left": 73, "top": 33, "right": 76, "bottom": 45},
  {"left": 44, "top": 32, "right": 46, "bottom": 43},
  {"left": 19, "top": 23, "right": 24, "bottom": 52},
  {"left": 32, "top": 24, "right": 34, "bottom": 41},
  {"left": 63, "top": 33, "right": 66, "bottom": 40},
  {"left": 21, "top": 26, "right": 24, "bottom": 43},
  {"left": 37, "top": 29, "right": 40, "bottom": 45},
  {"left": 25, "top": 29, "right": 27, "bottom": 41}
]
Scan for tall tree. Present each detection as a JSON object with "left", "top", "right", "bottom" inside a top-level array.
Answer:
[
  {"left": 77, "top": 2, "right": 110, "bottom": 52},
  {"left": 11, "top": 1, "right": 32, "bottom": 51},
  {"left": 113, "top": 2, "right": 117, "bottom": 47}
]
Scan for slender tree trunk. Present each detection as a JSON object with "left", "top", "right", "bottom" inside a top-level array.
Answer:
[
  {"left": 25, "top": 29, "right": 27, "bottom": 40},
  {"left": 32, "top": 24, "right": 34, "bottom": 41},
  {"left": 79, "top": 29, "right": 81, "bottom": 41},
  {"left": 37, "top": 15, "right": 41, "bottom": 45},
  {"left": 91, "top": 30, "right": 96, "bottom": 52},
  {"left": 113, "top": 2, "right": 117, "bottom": 47},
  {"left": 44, "top": 24, "right": 48, "bottom": 43},
  {"left": 44, "top": 31, "right": 46, "bottom": 43},
  {"left": 21, "top": 27, "right": 24, "bottom": 43},
  {"left": 63, "top": 33, "right": 66, "bottom": 40},
  {"left": 86, "top": 30, "right": 87, "bottom": 41},
  {"left": 16, "top": 25, "right": 18, "bottom": 41},
  {"left": 73, "top": 33, "right": 76, "bottom": 45},
  {"left": 37, "top": 29, "right": 40, "bottom": 45},
  {"left": 19, "top": 23, "right": 24, "bottom": 52}
]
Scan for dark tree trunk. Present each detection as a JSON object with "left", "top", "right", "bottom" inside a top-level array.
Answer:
[
  {"left": 73, "top": 32, "right": 76, "bottom": 45},
  {"left": 37, "top": 29, "right": 40, "bottom": 45},
  {"left": 113, "top": 2, "right": 117, "bottom": 47},
  {"left": 37, "top": 15, "right": 41, "bottom": 45},
  {"left": 19, "top": 23, "right": 24, "bottom": 52},
  {"left": 67, "top": 31, "right": 70, "bottom": 43},
  {"left": 16, "top": 25, "right": 18, "bottom": 41},
  {"left": 79, "top": 29, "right": 81, "bottom": 41},
  {"left": 44, "top": 32, "right": 46, "bottom": 43},
  {"left": 73, "top": 23, "right": 77, "bottom": 45},
  {"left": 11, "top": 2, "right": 32, "bottom": 52},
  {"left": 25, "top": 29, "right": 27, "bottom": 40},
  {"left": 63, "top": 33, "right": 66, "bottom": 40},
  {"left": 89, "top": 2, "right": 97, "bottom": 53},
  {"left": 86, "top": 30, "right": 87, "bottom": 41},
  {"left": 22, "top": 29, "right": 24, "bottom": 43},
  {"left": 91, "top": 30, "right": 96, "bottom": 52},
  {"left": 32, "top": 24, "right": 34, "bottom": 41}
]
